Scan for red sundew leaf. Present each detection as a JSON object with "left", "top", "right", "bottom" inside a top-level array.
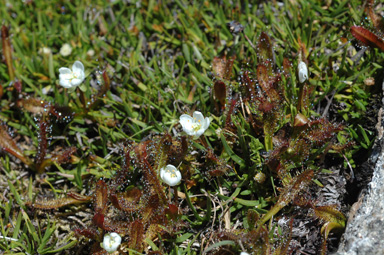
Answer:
[
  {"left": 35, "top": 118, "right": 49, "bottom": 173},
  {"left": 0, "top": 84, "right": 3, "bottom": 99},
  {"left": 213, "top": 80, "right": 227, "bottom": 107},
  {"left": 74, "top": 227, "right": 100, "bottom": 240},
  {"left": 257, "top": 64, "right": 281, "bottom": 102},
  {"left": 101, "top": 70, "right": 110, "bottom": 96},
  {"left": 350, "top": 26, "right": 384, "bottom": 51},
  {"left": 110, "top": 189, "right": 142, "bottom": 212},
  {"left": 26, "top": 195, "right": 90, "bottom": 210},
  {"left": 37, "top": 146, "right": 77, "bottom": 172},
  {"left": 95, "top": 179, "right": 108, "bottom": 214},
  {"left": 166, "top": 203, "right": 179, "bottom": 220},
  {"left": 365, "top": 0, "right": 384, "bottom": 34},
  {"left": 257, "top": 32, "right": 275, "bottom": 75},
  {"left": 282, "top": 58, "right": 292, "bottom": 76},
  {"left": 93, "top": 212, "right": 105, "bottom": 229},
  {"left": 128, "top": 220, "right": 145, "bottom": 252},
  {"left": 14, "top": 80, "right": 22, "bottom": 93},
  {"left": 17, "top": 98, "right": 51, "bottom": 114},
  {"left": 314, "top": 205, "right": 346, "bottom": 226},
  {"left": 225, "top": 98, "right": 237, "bottom": 128},
  {"left": 67, "top": 191, "right": 92, "bottom": 201},
  {"left": 134, "top": 141, "right": 167, "bottom": 205},
  {"left": 240, "top": 71, "right": 257, "bottom": 101},
  {"left": 112, "top": 147, "right": 131, "bottom": 190},
  {"left": 212, "top": 55, "right": 235, "bottom": 80},
  {"left": 0, "top": 123, "right": 33, "bottom": 167},
  {"left": 1, "top": 25, "right": 15, "bottom": 80}
]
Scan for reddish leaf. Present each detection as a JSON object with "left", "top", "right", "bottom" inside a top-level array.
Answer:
[
  {"left": 14, "top": 80, "right": 22, "bottom": 93},
  {"left": 240, "top": 71, "right": 257, "bottom": 101},
  {"left": 212, "top": 55, "right": 235, "bottom": 80},
  {"left": 95, "top": 179, "right": 108, "bottom": 214},
  {"left": 0, "top": 123, "right": 33, "bottom": 167},
  {"left": 365, "top": 0, "right": 384, "bottom": 34},
  {"left": 38, "top": 146, "right": 77, "bottom": 172},
  {"left": 74, "top": 228, "right": 100, "bottom": 240},
  {"left": 1, "top": 25, "right": 15, "bottom": 80},
  {"left": 26, "top": 195, "right": 90, "bottom": 210},
  {"left": 93, "top": 212, "right": 105, "bottom": 229},
  {"left": 213, "top": 80, "right": 227, "bottom": 107},
  {"left": 257, "top": 32, "right": 275, "bottom": 75},
  {"left": 35, "top": 118, "right": 49, "bottom": 173},
  {"left": 17, "top": 98, "right": 51, "bottom": 114},
  {"left": 135, "top": 141, "right": 167, "bottom": 205},
  {"left": 110, "top": 188, "right": 142, "bottom": 212},
  {"left": 350, "top": 26, "right": 384, "bottom": 51},
  {"left": 67, "top": 192, "right": 92, "bottom": 201},
  {"left": 128, "top": 220, "right": 145, "bottom": 252}
]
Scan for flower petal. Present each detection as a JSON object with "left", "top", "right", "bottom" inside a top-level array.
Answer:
[
  {"left": 194, "top": 129, "right": 205, "bottom": 138},
  {"left": 71, "top": 78, "right": 83, "bottom": 87},
  {"left": 102, "top": 232, "right": 121, "bottom": 253},
  {"left": 166, "top": 164, "right": 177, "bottom": 172},
  {"left": 72, "top": 61, "right": 84, "bottom": 73},
  {"left": 59, "top": 67, "right": 72, "bottom": 74},
  {"left": 59, "top": 79, "right": 72, "bottom": 88},
  {"left": 160, "top": 165, "right": 181, "bottom": 186},
  {"left": 298, "top": 61, "right": 308, "bottom": 83},
  {"left": 179, "top": 114, "right": 194, "bottom": 134},
  {"left": 202, "top": 117, "right": 210, "bottom": 130},
  {"left": 192, "top": 111, "right": 204, "bottom": 123}
]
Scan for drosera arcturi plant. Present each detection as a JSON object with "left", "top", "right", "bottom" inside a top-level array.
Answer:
[
  {"left": 25, "top": 133, "right": 211, "bottom": 254},
  {"left": 0, "top": 1, "right": 381, "bottom": 254},
  {"left": 0, "top": 58, "right": 112, "bottom": 174},
  {"left": 207, "top": 25, "right": 351, "bottom": 254}
]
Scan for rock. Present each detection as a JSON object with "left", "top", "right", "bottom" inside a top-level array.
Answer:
[{"left": 335, "top": 105, "right": 384, "bottom": 255}]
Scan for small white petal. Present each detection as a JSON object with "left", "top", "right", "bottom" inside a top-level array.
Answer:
[
  {"left": 179, "top": 112, "right": 210, "bottom": 138},
  {"left": 60, "top": 43, "right": 72, "bottom": 57},
  {"left": 72, "top": 61, "right": 84, "bottom": 73},
  {"left": 195, "top": 129, "right": 205, "bottom": 138},
  {"left": 240, "top": 252, "right": 250, "bottom": 255},
  {"left": 59, "top": 67, "right": 72, "bottom": 74},
  {"left": 160, "top": 165, "right": 181, "bottom": 186},
  {"left": 71, "top": 78, "right": 83, "bottom": 86},
  {"left": 180, "top": 114, "right": 195, "bottom": 134},
  {"left": 58, "top": 61, "right": 86, "bottom": 89},
  {"left": 298, "top": 61, "right": 308, "bottom": 83},
  {"left": 192, "top": 111, "right": 204, "bottom": 122},
  {"left": 59, "top": 79, "right": 72, "bottom": 88},
  {"left": 103, "top": 232, "right": 121, "bottom": 253},
  {"left": 202, "top": 117, "right": 210, "bottom": 130}
]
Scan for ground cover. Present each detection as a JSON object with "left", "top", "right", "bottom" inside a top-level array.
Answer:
[{"left": 0, "top": 0, "right": 383, "bottom": 254}]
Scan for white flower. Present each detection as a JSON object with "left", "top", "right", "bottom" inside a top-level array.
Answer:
[
  {"left": 102, "top": 232, "right": 121, "bottom": 253},
  {"left": 60, "top": 43, "right": 72, "bottom": 57},
  {"left": 254, "top": 172, "right": 266, "bottom": 184},
  {"left": 87, "top": 49, "right": 95, "bottom": 57},
  {"left": 240, "top": 252, "right": 250, "bottom": 255},
  {"left": 39, "top": 47, "right": 52, "bottom": 55},
  {"left": 298, "top": 61, "right": 308, "bottom": 83},
  {"left": 160, "top": 164, "right": 182, "bottom": 186},
  {"left": 59, "top": 61, "right": 85, "bottom": 88},
  {"left": 179, "top": 111, "right": 210, "bottom": 138}
]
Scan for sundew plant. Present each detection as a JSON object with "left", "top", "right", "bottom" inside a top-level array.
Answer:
[{"left": 0, "top": 0, "right": 382, "bottom": 254}]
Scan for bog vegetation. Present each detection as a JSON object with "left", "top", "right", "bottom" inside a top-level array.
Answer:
[{"left": 0, "top": 0, "right": 383, "bottom": 254}]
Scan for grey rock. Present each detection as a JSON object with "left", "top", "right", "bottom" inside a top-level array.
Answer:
[{"left": 335, "top": 102, "right": 384, "bottom": 254}]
